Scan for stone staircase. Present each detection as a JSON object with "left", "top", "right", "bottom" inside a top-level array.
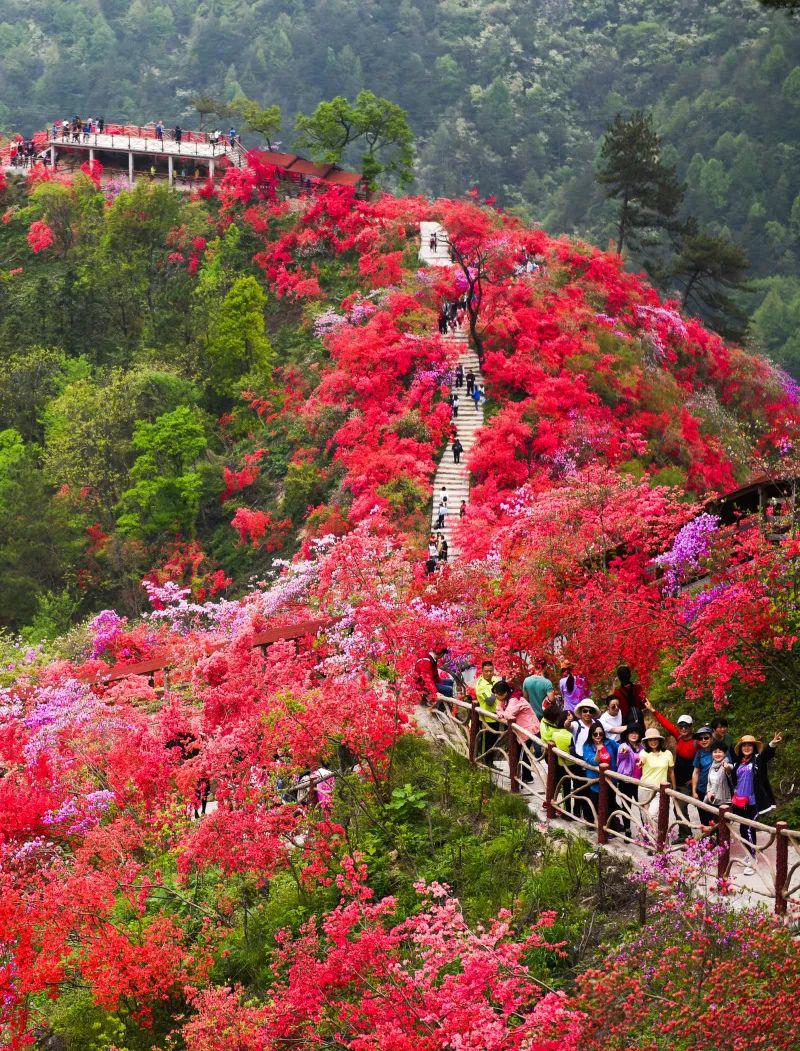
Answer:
[{"left": 419, "top": 222, "right": 486, "bottom": 559}]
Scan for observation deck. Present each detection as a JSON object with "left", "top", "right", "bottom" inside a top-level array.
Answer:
[
  {"left": 3, "top": 120, "right": 368, "bottom": 195},
  {"left": 42, "top": 122, "right": 243, "bottom": 187}
]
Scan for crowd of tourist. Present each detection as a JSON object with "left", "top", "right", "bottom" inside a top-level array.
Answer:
[{"left": 416, "top": 649, "right": 782, "bottom": 871}]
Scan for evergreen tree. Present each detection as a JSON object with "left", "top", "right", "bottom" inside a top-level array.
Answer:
[
  {"left": 672, "top": 228, "right": 751, "bottom": 341},
  {"left": 596, "top": 111, "right": 684, "bottom": 255}
]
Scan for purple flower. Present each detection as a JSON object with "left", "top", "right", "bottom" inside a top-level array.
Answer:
[{"left": 654, "top": 513, "right": 720, "bottom": 590}]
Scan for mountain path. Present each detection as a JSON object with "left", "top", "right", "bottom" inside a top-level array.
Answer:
[{"left": 419, "top": 222, "right": 484, "bottom": 558}]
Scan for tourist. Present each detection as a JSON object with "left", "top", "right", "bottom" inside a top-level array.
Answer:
[
  {"left": 459, "top": 499, "right": 466, "bottom": 518},
  {"left": 452, "top": 436, "right": 463, "bottom": 464},
  {"left": 156, "top": 120, "right": 164, "bottom": 142},
  {"left": 582, "top": 722, "right": 619, "bottom": 808},
  {"left": 475, "top": 659, "right": 502, "bottom": 761},
  {"left": 438, "top": 308, "right": 448, "bottom": 335},
  {"left": 51, "top": 121, "right": 59, "bottom": 140},
  {"left": 494, "top": 680, "right": 539, "bottom": 785},
  {"left": 690, "top": 726, "right": 715, "bottom": 827},
  {"left": 704, "top": 743, "right": 733, "bottom": 808},
  {"left": 455, "top": 363, "right": 464, "bottom": 388},
  {"left": 429, "top": 230, "right": 437, "bottom": 251},
  {"left": 174, "top": 125, "right": 182, "bottom": 144},
  {"left": 414, "top": 646, "right": 454, "bottom": 705},
  {"left": 472, "top": 385, "right": 483, "bottom": 410},
  {"left": 558, "top": 660, "right": 587, "bottom": 713},
  {"left": 613, "top": 665, "right": 645, "bottom": 724},
  {"left": 644, "top": 702, "right": 696, "bottom": 836},
  {"left": 61, "top": 120, "right": 69, "bottom": 140},
  {"left": 638, "top": 727, "right": 676, "bottom": 823},
  {"left": 710, "top": 716, "right": 734, "bottom": 755},
  {"left": 466, "top": 369, "right": 475, "bottom": 396},
  {"left": 615, "top": 723, "right": 644, "bottom": 836},
  {"left": 438, "top": 536, "right": 449, "bottom": 563},
  {"left": 540, "top": 708, "right": 574, "bottom": 817},
  {"left": 522, "top": 660, "right": 554, "bottom": 721},
  {"left": 428, "top": 534, "right": 438, "bottom": 560},
  {"left": 571, "top": 698, "right": 599, "bottom": 755},
  {"left": 475, "top": 659, "right": 501, "bottom": 709},
  {"left": 599, "top": 695, "right": 626, "bottom": 739},
  {"left": 732, "top": 731, "right": 781, "bottom": 828},
  {"left": 229, "top": 126, "right": 237, "bottom": 146},
  {"left": 451, "top": 392, "right": 459, "bottom": 419},
  {"left": 435, "top": 492, "right": 448, "bottom": 530},
  {"left": 98, "top": 116, "right": 105, "bottom": 133}
]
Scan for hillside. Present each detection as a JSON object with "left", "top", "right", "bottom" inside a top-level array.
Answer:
[
  {"left": 1, "top": 160, "right": 800, "bottom": 1046},
  {"left": 3, "top": 1, "right": 800, "bottom": 367}
]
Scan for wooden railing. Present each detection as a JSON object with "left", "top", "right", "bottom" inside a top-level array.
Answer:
[
  {"left": 76, "top": 617, "right": 332, "bottom": 687},
  {"left": 427, "top": 697, "right": 800, "bottom": 916}
]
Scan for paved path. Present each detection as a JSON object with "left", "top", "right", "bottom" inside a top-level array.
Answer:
[{"left": 419, "top": 222, "right": 485, "bottom": 558}]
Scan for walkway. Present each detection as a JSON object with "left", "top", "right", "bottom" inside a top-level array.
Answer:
[
  {"left": 419, "top": 222, "right": 484, "bottom": 558},
  {"left": 417, "top": 697, "right": 800, "bottom": 915}
]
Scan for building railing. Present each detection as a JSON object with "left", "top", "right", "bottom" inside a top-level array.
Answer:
[
  {"left": 427, "top": 696, "right": 800, "bottom": 916},
  {"left": 46, "top": 123, "right": 234, "bottom": 159}
]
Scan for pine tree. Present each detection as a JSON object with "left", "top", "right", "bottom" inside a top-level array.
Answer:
[
  {"left": 597, "top": 111, "right": 684, "bottom": 255},
  {"left": 672, "top": 227, "right": 750, "bottom": 341}
]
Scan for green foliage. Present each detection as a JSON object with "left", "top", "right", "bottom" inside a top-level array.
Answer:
[
  {"left": 597, "top": 110, "right": 684, "bottom": 256},
  {"left": 296, "top": 91, "right": 414, "bottom": 186},
  {"left": 205, "top": 275, "right": 274, "bottom": 396},
  {"left": 231, "top": 95, "right": 282, "bottom": 146},
  {"left": 116, "top": 406, "right": 209, "bottom": 539},
  {"left": 672, "top": 227, "right": 751, "bottom": 340}
]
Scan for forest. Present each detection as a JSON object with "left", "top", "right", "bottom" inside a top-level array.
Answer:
[{"left": 2, "top": 0, "right": 800, "bottom": 368}]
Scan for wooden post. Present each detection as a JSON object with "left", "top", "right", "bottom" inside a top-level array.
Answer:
[
  {"left": 508, "top": 730, "right": 520, "bottom": 794},
  {"left": 597, "top": 764, "right": 609, "bottom": 845},
  {"left": 717, "top": 804, "right": 731, "bottom": 881},
  {"left": 775, "top": 821, "right": 789, "bottom": 915},
  {"left": 544, "top": 744, "right": 557, "bottom": 819},
  {"left": 468, "top": 701, "right": 478, "bottom": 764},
  {"left": 656, "top": 784, "right": 670, "bottom": 851}
]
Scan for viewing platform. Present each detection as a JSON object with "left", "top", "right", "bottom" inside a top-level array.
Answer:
[
  {"left": 42, "top": 122, "right": 243, "bottom": 187},
  {"left": 2, "top": 119, "right": 369, "bottom": 196}
]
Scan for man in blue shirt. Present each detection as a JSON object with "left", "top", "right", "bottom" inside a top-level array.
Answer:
[{"left": 691, "top": 726, "right": 715, "bottom": 827}]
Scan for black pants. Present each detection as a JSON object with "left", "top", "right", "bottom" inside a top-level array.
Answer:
[
  {"left": 466, "top": 381, "right": 474, "bottom": 395},
  {"left": 617, "top": 781, "right": 638, "bottom": 836},
  {"left": 453, "top": 450, "right": 460, "bottom": 463}
]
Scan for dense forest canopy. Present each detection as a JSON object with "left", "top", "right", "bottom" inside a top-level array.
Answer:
[{"left": 3, "top": 0, "right": 800, "bottom": 367}]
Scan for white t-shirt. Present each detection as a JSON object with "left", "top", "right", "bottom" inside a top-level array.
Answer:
[{"left": 600, "top": 710, "right": 624, "bottom": 737}]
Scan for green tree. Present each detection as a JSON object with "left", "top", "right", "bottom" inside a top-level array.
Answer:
[
  {"left": 0, "top": 348, "right": 66, "bottom": 442},
  {"left": 43, "top": 368, "right": 198, "bottom": 513},
  {"left": 596, "top": 111, "right": 684, "bottom": 255},
  {"left": 231, "top": 97, "right": 282, "bottom": 148},
  {"left": 116, "top": 406, "right": 208, "bottom": 539},
  {"left": 205, "top": 275, "right": 274, "bottom": 396},
  {"left": 295, "top": 91, "right": 414, "bottom": 187},
  {"left": 0, "top": 429, "right": 85, "bottom": 628},
  {"left": 671, "top": 228, "right": 751, "bottom": 341}
]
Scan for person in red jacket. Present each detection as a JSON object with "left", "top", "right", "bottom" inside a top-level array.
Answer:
[
  {"left": 415, "top": 647, "right": 453, "bottom": 708},
  {"left": 644, "top": 701, "right": 697, "bottom": 837}
]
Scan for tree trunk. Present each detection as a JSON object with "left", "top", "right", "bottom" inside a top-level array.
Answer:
[
  {"left": 616, "top": 195, "right": 628, "bottom": 255},
  {"left": 682, "top": 269, "right": 700, "bottom": 310}
]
